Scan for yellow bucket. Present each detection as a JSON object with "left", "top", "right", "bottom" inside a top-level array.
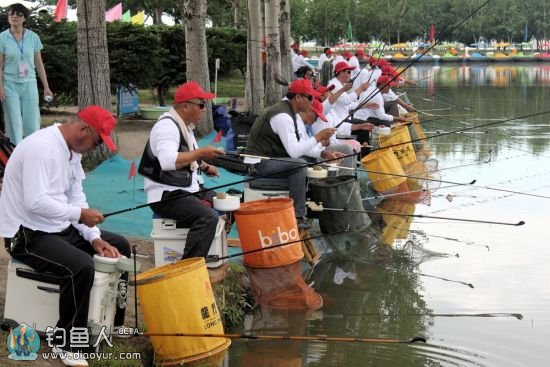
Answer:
[
  {"left": 136, "top": 258, "right": 231, "bottom": 365},
  {"left": 378, "top": 125, "right": 417, "bottom": 167},
  {"left": 379, "top": 200, "right": 415, "bottom": 246},
  {"left": 361, "top": 148, "right": 407, "bottom": 193},
  {"left": 403, "top": 113, "right": 431, "bottom": 158}
]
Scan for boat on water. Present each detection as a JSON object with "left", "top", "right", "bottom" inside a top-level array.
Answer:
[
  {"left": 465, "top": 52, "right": 488, "bottom": 62},
  {"left": 439, "top": 52, "right": 463, "bottom": 63},
  {"left": 512, "top": 52, "right": 537, "bottom": 62},
  {"left": 536, "top": 52, "right": 550, "bottom": 62},
  {"left": 487, "top": 52, "right": 513, "bottom": 62},
  {"left": 390, "top": 52, "right": 433, "bottom": 63}
]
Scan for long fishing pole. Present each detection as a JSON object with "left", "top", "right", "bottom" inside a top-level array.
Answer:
[
  {"left": 102, "top": 151, "right": 360, "bottom": 218},
  {"left": 307, "top": 202, "right": 524, "bottom": 226},
  {"left": 138, "top": 331, "right": 426, "bottom": 344},
  {"left": 335, "top": 0, "right": 490, "bottom": 129},
  {"left": 323, "top": 312, "right": 523, "bottom": 320}
]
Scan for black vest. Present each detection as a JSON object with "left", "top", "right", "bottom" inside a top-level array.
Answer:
[
  {"left": 246, "top": 100, "right": 300, "bottom": 158},
  {"left": 138, "top": 117, "right": 196, "bottom": 187}
]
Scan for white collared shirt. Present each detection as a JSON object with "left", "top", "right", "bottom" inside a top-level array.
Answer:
[
  {"left": 144, "top": 112, "right": 201, "bottom": 203},
  {"left": 0, "top": 125, "right": 100, "bottom": 242},
  {"left": 327, "top": 77, "right": 359, "bottom": 122}
]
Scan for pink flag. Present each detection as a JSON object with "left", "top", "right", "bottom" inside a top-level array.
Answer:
[
  {"left": 53, "top": 0, "right": 68, "bottom": 22},
  {"left": 212, "top": 130, "right": 222, "bottom": 143},
  {"left": 105, "top": 3, "right": 123, "bottom": 22},
  {"left": 128, "top": 160, "right": 136, "bottom": 180}
]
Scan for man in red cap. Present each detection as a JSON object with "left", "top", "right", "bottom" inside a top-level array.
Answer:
[
  {"left": 328, "top": 61, "right": 372, "bottom": 124},
  {"left": 139, "top": 81, "right": 224, "bottom": 259},
  {"left": 318, "top": 47, "right": 334, "bottom": 66},
  {"left": 247, "top": 79, "right": 338, "bottom": 229},
  {"left": 0, "top": 105, "right": 131, "bottom": 366},
  {"left": 380, "top": 66, "right": 416, "bottom": 115}
]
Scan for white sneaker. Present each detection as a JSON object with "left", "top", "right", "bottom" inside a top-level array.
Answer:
[{"left": 52, "top": 347, "right": 89, "bottom": 367}]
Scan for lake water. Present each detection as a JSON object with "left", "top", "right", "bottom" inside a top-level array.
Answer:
[{"left": 221, "top": 63, "right": 550, "bottom": 367}]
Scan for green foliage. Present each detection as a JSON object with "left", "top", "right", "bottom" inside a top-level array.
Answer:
[
  {"left": 207, "top": 27, "right": 247, "bottom": 76},
  {"left": 213, "top": 263, "right": 255, "bottom": 328}
]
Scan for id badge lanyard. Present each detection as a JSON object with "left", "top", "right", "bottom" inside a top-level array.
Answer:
[{"left": 10, "top": 29, "right": 28, "bottom": 78}]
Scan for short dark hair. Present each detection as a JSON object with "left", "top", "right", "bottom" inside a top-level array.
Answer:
[
  {"left": 286, "top": 92, "right": 297, "bottom": 100},
  {"left": 295, "top": 66, "right": 312, "bottom": 79},
  {"left": 323, "top": 48, "right": 331, "bottom": 53},
  {"left": 7, "top": 3, "right": 30, "bottom": 19}
]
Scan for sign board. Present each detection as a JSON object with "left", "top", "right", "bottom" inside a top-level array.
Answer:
[{"left": 117, "top": 86, "right": 139, "bottom": 116}]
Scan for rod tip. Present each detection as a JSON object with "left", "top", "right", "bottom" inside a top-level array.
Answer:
[
  {"left": 516, "top": 221, "right": 525, "bottom": 226},
  {"left": 409, "top": 336, "right": 427, "bottom": 343}
]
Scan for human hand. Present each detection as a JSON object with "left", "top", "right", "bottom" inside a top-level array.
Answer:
[
  {"left": 314, "top": 128, "right": 337, "bottom": 143},
  {"left": 363, "top": 102, "right": 379, "bottom": 110},
  {"left": 200, "top": 146, "right": 225, "bottom": 160},
  {"left": 44, "top": 87, "right": 53, "bottom": 99},
  {"left": 359, "top": 123, "right": 375, "bottom": 131},
  {"left": 405, "top": 104, "right": 417, "bottom": 112},
  {"left": 0, "top": 87, "right": 5, "bottom": 102},
  {"left": 324, "top": 150, "right": 346, "bottom": 164},
  {"left": 80, "top": 208, "right": 105, "bottom": 227},
  {"left": 341, "top": 82, "right": 353, "bottom": 92},
  {"left": 203, "top": 164, "right": 220, "bottom": 177},
  {"left": 92, "top": 238, "right": 121, "bottom": 258}
]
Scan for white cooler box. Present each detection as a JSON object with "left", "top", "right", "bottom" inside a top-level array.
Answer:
[
  {"left": 4, "top": 259, "right": 119, "bottom": 335},
  {"left": 151, "top": 217, "right": 227, "bottom": 268},
  {"left": 244, "top": 177, "right": 290, "bottom": 202}
]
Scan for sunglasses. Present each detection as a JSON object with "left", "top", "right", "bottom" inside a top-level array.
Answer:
[
  {"left": 9, "top": 12, "right": 25, "bottom": 18},
  {"left": 186, "top": 101, "right": 206, "bottom": 109},
  {"left": 301, "top": 94, "right": 313, "bottom": 101},
  {"left": 345, "top": 70, "right": 352, "bottom": 75},
  {"left": 87, "top": 127, "right": 102, "bottom": 148}
]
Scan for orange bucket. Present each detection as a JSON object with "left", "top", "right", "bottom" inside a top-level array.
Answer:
[
  {"left": 235, "top": 198, "right": 304, "bottom": 268},
  {"left": 361, "top": 148, "right": 407, "bottom": 193},
  {"left": 378, "top": 125, "right": 417, "bottom": 167}
]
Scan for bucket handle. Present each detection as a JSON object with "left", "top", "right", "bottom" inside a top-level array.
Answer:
[{"left": 131, "top": 273, "right": 166, "bottom": 286}]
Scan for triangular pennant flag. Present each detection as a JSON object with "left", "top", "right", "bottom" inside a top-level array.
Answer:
[
  {"left": 105, "top": 3, "right": 123, "bottom": 22},
  {"left": 128, "top": 160, "right": 136, "bottom": 180},
  {"left": 131, "top": 11, "right": 145, "bottom": 25},
  {"left": 122, "top": 10, "right": 131, "bottom": 22},
  {"left": 212, "top": 130, "right": 222, "bottom": 143},
  {"left": 53, "top": 0, "right": 68, "bottom": 22}
]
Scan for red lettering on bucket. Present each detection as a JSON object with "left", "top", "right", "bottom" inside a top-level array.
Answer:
[{"left": 258, "top": 227, "right": 299, "bottom": 250}]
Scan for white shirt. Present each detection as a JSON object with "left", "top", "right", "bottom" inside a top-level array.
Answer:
[
  {"left": 318, "top": 53, "right": 331, "bottom": 65},
  {"left": 327, "top": 77, "right": 359, "bottom": 123},
  {"left": 348, "top": 56, "right": 360, "bottom": 78},
  {"left": 0, "top": 125, "right": 100, "bottom": 242},
  {"left": 292, "top": 54, "right": 311, "bottom": 72},
  {"left": 144, "top": 113, "right": 201, "bottom": 203},
  {"left": 354, "top": 85, "right": 394, "bottom": 122},
  {"left": 332, "top": 55, "right": 344, "bottom": 69},
  {"left": 312, "top": 112, "right": 352, "bottom": 145},
  {"left": 383, "top": 88, "right": 398, "bottom": 102},
  {"left": 269, "top": 109, "right": 324, "bottom": 159}
]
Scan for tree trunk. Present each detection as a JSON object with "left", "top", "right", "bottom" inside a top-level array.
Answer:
[
  {"left": 279, "top": 0, "right": 292, "bottom": 84},
  {"left": 264, "top": 0, "right": 282, "bottom": 107},
  {"left": 77, "top": 0, "right": 110, "bottom": 110},
  {"left": 182, "top": 0, "right": 214, "bottom": 137},
  {"left": 154, "top": 9, "right": 163, "bottom": 24},
  {"left": 246, "top": 0, "right": 264, "bottom": 114},
  {"left": 234, "top": 0, "right": 241, "bottom": 29}
]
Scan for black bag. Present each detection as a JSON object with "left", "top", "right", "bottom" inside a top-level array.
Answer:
[
  {"left": 228, "top": 110, "right": 257, "bottom": 152},
  {"left": 209, "top": 155, "right": 251, "bottom": 175},
  {"left": 0, "top": 130, "right": 15, "bottom": 178}
]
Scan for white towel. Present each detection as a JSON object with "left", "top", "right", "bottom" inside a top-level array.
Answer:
[{"left": 168, "top": 107, "right": 199, "bottom": 172}]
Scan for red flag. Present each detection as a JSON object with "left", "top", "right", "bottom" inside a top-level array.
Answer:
[
  {"left": 53, "top": 0, "right": 68, "bottom": 22},
  {"left": 429, "top": 24, "right": 436, "bottom": 44},
  {"left": 212, "top": 130, "right": 222, "bottom": 143},
  {"left": 128, "top": 160, "right": 136, "bottom": 180}
]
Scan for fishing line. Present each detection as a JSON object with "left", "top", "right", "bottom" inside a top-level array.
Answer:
[
  {"left": 408, "top": 230, "right": 490, "bottom": 251},
  {"left": 322, "top": 312, "right": 522, "bottom": 320},
  {"left": 306, "top": 202, "right": 524, "bottom": 226}
]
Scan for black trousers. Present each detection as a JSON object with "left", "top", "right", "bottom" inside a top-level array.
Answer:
[
  {"left": 10, "top": 225, "right": 131, "bottom": 336},
  {"left": 150, "top": 189, "right": 218, "bottom": 258}
]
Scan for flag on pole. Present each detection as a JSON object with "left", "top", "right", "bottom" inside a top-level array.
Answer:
[
  {"left": 53, "top": 0, "right": 68, "bottom": 22},
  {"left": 106, "top": 3, "right": 123, "bottom": 22},
  {"left": 212, "top": 130, "right": 223, "bottom": 143},
  {"left": 131, "top": 11, "right": 145, "bottom": 25},
  {"left": 429, "top": 24, "right": 436, "bottom": 44},
  {"left": 122, "top": 10, "right": 131, "bottom": 22},
  {"left": 347, "top": 21, "right": 353, "bottom": 42},
  {"left": 128, "top": 160, "right": 137, "bottom": 180}
]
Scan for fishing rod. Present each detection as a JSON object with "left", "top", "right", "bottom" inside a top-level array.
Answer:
[
  {"left": 335, "top": 0, "right": 490, "bottom": 129},
  {"left": 103, "top": 151, "right": 360, "bottom": 218},
  {"left": 323, "top": 312, "right": 523, "bottom": 320},
  {"left": 307, "top": 202, "right": 524, "bottom": 226},
  {"left": 138, "top": 331, "right": 426, "bottom": 344},
  {"left": 204, "top": 230, "right": 349, "bottom": 264}
]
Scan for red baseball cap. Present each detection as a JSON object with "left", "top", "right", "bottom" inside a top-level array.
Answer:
[
  {"left": 381, "top": 65, "right": 396, "bottom": 75},
  {"left": 325, "top": 48, "right": 334, "bottom": 55},
  {"left": 377, "top": 75, "right": 397, "bottom": 88},
  {"left": 77, "top": 106, "right": 117, "bottom": 151},
  {"left": 334, "top": 61, "right": 356, "bottom": 74},
  {"left": 174, "top": 81, "right": 215, "bottom": 103},
  {"left": 300, "top": 50, "right": 309, "bottom": 57},
  {"left": 310, "top": 99, "right": 328, "bottom": 122},
  {"left": 316, "top": 84, "right": 335, "bottom": 94},
  {"left": 289, "top": 79, "right": 321, "bottom": 97},
  {"left": 355, "top": 49, "right": 365, "bottom": 56}
]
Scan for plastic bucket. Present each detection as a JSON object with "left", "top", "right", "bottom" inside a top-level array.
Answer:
[
  {"left": 361, "top": 148, "right": 407, "bottom": 193},
  {"left": 378, "top": 126, "right": 417, "bottom": 167},
  {"left": 310, "top": 176, "right": 371, "bottom": 233},
  {"left": 136, "top": 258, "right": 230, "bottom": 365},
  {"left": 234, "top": 198, "right": 303, "bottom": 268}
]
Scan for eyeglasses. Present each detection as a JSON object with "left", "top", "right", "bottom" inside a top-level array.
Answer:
[
  {"left": 9, "top": 12, "right": 25, "bottom": 18},
  {"left": 345, "top": 70, "right": 352, "bottom": 75},
  {"left": 186, "top": 101, "right": 206, "bottom": 109},
  {"left": 87, "top": 127, "right": 102, "bottom": 148},
  {"left": 301, "top": 94, "right": 313, "bottom": 101}
]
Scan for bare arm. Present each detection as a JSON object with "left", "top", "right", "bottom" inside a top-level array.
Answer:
[{"left": 34, "top": 51, "right": 52, "bottom": 98}]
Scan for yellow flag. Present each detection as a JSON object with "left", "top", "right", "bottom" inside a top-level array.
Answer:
[{"left": 131, "top": 11, "right": 144, "bottom": 25}]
